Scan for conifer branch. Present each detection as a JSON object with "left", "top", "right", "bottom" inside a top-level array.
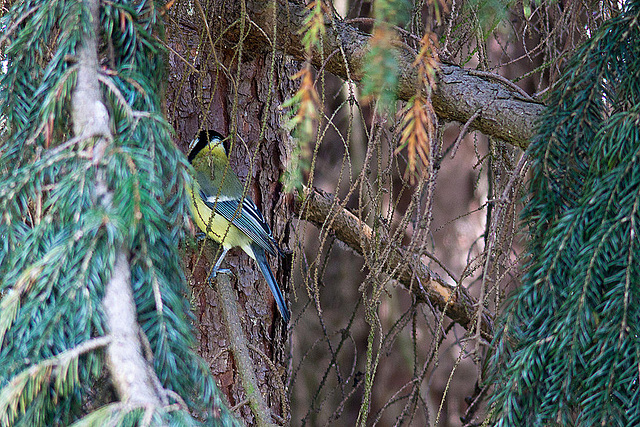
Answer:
[
  {"left": 72, "top": 0, "right": 164, "bottom": 407},
  {"left": 488, "top": 2, "right": 640, "bottom": 422},
  {"left": 0, "top": 337, "right": 111, "bottom": 426}
]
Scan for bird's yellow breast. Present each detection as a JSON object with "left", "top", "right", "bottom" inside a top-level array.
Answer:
[{"left": 188, "top": 183, "right": 255, "bottom": 258}]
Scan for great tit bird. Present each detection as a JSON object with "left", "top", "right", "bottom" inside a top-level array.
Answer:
[{"left": 187, "top": 130, "right": 290, "bottom": 323}]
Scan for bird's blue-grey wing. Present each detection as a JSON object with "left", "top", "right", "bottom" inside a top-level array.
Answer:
[{"left": 199, "top": 190, "right": 278, "bottom": 256}]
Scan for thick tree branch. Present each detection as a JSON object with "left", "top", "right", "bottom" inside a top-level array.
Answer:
[
  {"left": 294, "top": 186, "right": 493, "bottom": 341},
  {"left": 73, "top": 0, "right": 164, "bottom": 407},
  {"left": 103, "top": 252, "right": 166, "bottom": 405},
  {"left": 244, "top": 0, "right": 544, "bottom": 149}
]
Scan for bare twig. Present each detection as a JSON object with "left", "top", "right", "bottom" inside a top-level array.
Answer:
[
  {"left": 103, "top": 252, "right": 166, "bottom": 405},
  {"left": 467, "top": 69, "right": 533, "bottom": 101},
  {"left": 294, "top": 186, "right": 494, "bottom": 340},
  {"left": 451, "top": 109, "right": 481, "bottom": 159},
  {"left": 216, "top": 274, "right": 275, "bottom": 425},
  {"left": 248, "top": 343, "right": 289, "bottom": 420}
]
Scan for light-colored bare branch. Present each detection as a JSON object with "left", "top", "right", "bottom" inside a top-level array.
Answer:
[
  {"left": 295, "top": 186, "right": 493, "bottom": 340},
  {"left": 72, "top": 0, "right": 165, "bottom": 408},
  {"left": 216, "top": 274, "right": 276, "bottom": 426}
]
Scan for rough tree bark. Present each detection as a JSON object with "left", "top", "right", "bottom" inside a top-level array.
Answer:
[{"left": 166, "top": 3, "right": 296, "bottom": 422}]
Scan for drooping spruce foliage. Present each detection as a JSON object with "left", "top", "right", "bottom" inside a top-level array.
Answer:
[
  {"left": 489, "top": 0, "right": 640, "bottom": 425},
  {"left": 0, "top": 1, "right": 237, "bottom": 425}
]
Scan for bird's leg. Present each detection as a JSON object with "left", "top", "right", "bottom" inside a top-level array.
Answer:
[{"left": 208, "top": 247, "right": 231, "bottom": 281}]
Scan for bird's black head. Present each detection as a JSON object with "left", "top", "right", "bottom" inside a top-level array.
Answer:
[{"left": 187, "top": 130, "right": 227, "bottom": 163}]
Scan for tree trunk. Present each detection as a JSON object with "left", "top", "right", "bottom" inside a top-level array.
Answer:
[{"left": 165, "top": 2, "right": 296, "bottom": 422}]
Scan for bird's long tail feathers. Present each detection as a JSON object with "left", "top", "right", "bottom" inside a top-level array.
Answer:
[{"left": 251, "top": 244, "right": 290, "bottom": 323}]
